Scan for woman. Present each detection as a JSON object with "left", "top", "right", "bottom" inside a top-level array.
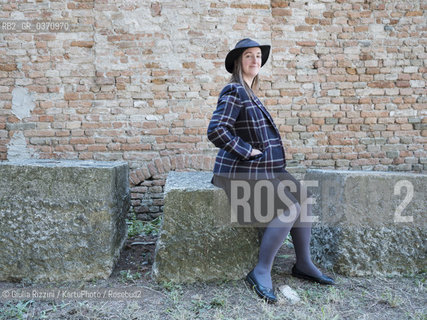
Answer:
[{"left": 207, "top": 38, "right": 334, "bottom": 304}]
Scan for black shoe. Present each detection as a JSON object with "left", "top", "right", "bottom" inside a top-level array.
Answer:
[
  {"left": 291, "top": 265, "right": 335, "bottom": 285},
  {"left": 245, "top": 270, "right": 277, "bottom": 303}
]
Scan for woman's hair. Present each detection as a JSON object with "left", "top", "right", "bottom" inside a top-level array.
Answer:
[{"left": 229, "top": 53, "right": 259, "bottom": 99}]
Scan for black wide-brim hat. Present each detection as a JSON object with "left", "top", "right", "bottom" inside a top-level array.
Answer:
[{"left": 225, "top": 38, "right": 271, "bottom": 73}]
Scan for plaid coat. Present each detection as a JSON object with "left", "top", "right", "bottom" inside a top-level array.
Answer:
[{"left": 207, "top": 83, "right": 287, "bottom": 180}]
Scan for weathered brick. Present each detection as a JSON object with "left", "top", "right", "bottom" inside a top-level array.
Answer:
[
  {"left": 0, "top": 64, "right": 17, "bottom": 71},
  {"left": 70, "top": 41, "right": 94, "bottom": 48},
  {"left": 295, "top": 26, "right": 312, "bottom": 32},
  {"left": 305, "top": 18, "right": 319, "bottom": 25},
  {"left": 271, "top": 0, "right": 289, "bottom": 8},
  {"left": 296, "top": 41, "right": 316, "bottom": 47},
  {"left": 272, "top": 8, "right": 292, "bottom": 16},
  {"left": 405, "top": 11, "right": 423, "bottom": 17}
]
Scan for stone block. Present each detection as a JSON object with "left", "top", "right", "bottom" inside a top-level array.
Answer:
[
  {"left": 0, "top": 159, "right": 130, "bottom": 282},
  {"left": 152, "top": 172, "right": 259, "bottom": 283},
  {"left": 305, "top": 169, "right": 426, "bottom": 276}
]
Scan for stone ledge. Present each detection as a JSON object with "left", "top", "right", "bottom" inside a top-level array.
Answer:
[
  {"left": 152, "top": 171, "right": 260, "bottom": 283},
  {"left": 305, "top": 169, "right": 426, "bottom": 276},
  {"left": 0, "top": 159, "right": 130, "bottom": 282},
  {"left": 153, "top": 169, "right": 426, "bottom": 281}
]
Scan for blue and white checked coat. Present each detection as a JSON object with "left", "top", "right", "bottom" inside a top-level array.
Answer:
[{"left": 207, "top": 83, "right": 287, "bottom": 180}]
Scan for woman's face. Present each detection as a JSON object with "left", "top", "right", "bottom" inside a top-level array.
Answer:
[{"left": 241, "top": 47, "right": 262, "bottom": 80}]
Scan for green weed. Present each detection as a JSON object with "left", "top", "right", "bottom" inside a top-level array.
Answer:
[
  {"left": 119, "top": 270, "right": 142, "bottom": 283},
  {"left": 126, "top": 214, "right": 162, "bottom": 237},
  {"left": 0, "top": 300, "right": 34, "bottom": 320}
]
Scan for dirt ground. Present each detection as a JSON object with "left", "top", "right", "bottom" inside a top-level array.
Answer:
[{"left": 0, "top": 234, "right": 426, "bottom": 320}]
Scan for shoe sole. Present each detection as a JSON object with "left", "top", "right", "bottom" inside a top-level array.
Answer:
[
  {"left": 245, "top": 275, "right": 277, "bottom": 304},
  {"left": 291, "top": 271, "right": 335, "bottom": 285}
]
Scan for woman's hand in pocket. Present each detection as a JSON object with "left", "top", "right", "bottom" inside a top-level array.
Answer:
[
  {"left": 248, "top": 148, "right": 263, "bottom": 160},
  {"left": 250, "top": 148, "right": 262, "bottom": 157}
]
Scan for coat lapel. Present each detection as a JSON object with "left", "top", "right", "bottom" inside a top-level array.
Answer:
[
  {"left": 252, "top": 96, "right": 279, "bottom": 131},
  {"left": 236, "top": 83, "right": 281, "bottom": 135}
]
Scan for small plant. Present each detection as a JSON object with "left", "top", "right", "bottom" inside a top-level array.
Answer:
[
  {"left": 126, "top": 213, "right": 162, "bottom": 237},
  {"left": 210, "top": 297, "right": 226, "bottom": 308},
  {"left": 283, "top": 233, "right": 293, "bottom": 248},
  {"left": 127, "top": 218, "right": 144, "bottom": 237},
  {"left": 381, "top": 290, "right": 402, "bottom": 308},
  {"left": 0, "top": 300, "right": 34, "bottom": 320},
  {"left": 161, "top": 280, "right": 182, "bottom": 293},
  {"left": 140, "top": 216, "right": 162, "bottom": 236},
  {"left": 119, "top": 270, "right": 142, "bottom": 283},
  {"left": 191, "top": 298, "right": 212, "bottom": 312},
  {"left": 161, "top": 281, "right": 183, "bottom": 306}
]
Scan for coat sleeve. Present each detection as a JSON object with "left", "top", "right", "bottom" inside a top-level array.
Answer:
[{"left": 207, "top": 85, "right": 253, "bottom": 160}]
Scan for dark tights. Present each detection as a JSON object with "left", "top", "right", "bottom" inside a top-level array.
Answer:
[
  {"left": 212, "top": 171, "right": 321, "bottom": 289},
  {"left": 253, "top": 201, "right": 322, "bottom": 289}
]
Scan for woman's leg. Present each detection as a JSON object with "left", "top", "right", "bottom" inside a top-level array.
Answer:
[
  {"left": 252, "top": 171, "right": 324, "bottom": 288},
  {"left": 275, "top": 171, "right": 323, "bottom": 277},
  {"left": 252, "top": 210, "right": 300, "bottom": 288},
  {"left": 251, "top": 179, "right": 302, "bottom": 289},
  {"left": 290, "top": 200, "right": 322, "bottom": 277}
]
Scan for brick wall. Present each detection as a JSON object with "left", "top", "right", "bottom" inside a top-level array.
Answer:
[{"left": 0, "top": 0, "right": 425, "bottom": 218}]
